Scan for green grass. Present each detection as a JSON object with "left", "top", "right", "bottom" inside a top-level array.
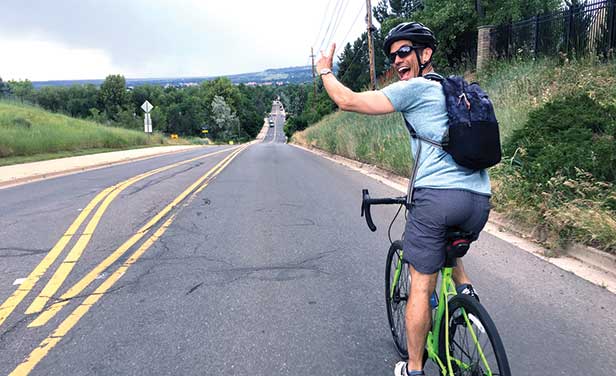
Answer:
[
  {"left": 293, "top": 57, "right": 616, "bottom": 253},
  {"left": 294, "top": 111, "right": 413, "bottom": 176},
  {"left": 480, "top": 56, "right": 616, "bottom": 141},
  {"left": 0, "top": 101, "right": 183, "bottom": 164}
]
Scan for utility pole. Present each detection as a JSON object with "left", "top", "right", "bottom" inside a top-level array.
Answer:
[
  {"left": 311, "top": 47, "right": 317, "bottom": 110},
  {"left": 365, "top": 0, "right": 377, "bottom": 90}
]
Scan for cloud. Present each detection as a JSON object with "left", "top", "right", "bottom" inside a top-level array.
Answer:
[{"left": 0, "top": 0, "right": 367, "bottom": 80}]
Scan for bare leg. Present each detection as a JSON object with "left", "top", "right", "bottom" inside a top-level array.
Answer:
[
  {"left": 452, "top": 259, "right": 471, "bottom": 286},
  {"left": 405, "top": 264, "right": 438, "bottom": 371}
]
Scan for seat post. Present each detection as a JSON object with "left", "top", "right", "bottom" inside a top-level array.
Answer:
[{"left": 444, "top": 253, "right": 458, "bottom": 268}]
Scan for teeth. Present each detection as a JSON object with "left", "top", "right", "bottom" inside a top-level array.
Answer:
[{"left": 398, "top": 67, "right": 409, "bottom": 73}]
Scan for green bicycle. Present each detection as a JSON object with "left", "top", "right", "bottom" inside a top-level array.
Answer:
[{"left": 361, "top": 189, "right": 511, "bottom": 376}]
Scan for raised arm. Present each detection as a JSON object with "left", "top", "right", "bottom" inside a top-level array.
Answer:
[{"left": 317, "top": 43, "right": 395, "bottom": 115}]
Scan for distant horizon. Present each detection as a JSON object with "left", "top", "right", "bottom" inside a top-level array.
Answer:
[
  {"left": 25, "top": 65, "right": 316, "bottom": 89},
  {"left": 22, "top": 64, "right": 314, "bottom": 84}
]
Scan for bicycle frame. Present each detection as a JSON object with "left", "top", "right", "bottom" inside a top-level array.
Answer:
[{"left": 391, "top": 252, "right": 494, "bottom": 376}]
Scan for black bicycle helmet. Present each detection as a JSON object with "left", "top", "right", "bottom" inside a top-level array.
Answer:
[
  {"left": 383, "top": 21, "right": 437, "bottom": 54},
  {"left": 384, "top": 21, "right": 437, "bottom": 76}
]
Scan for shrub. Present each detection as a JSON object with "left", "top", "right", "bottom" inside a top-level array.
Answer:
[
  {"left": 504, "top": 93, "right": 616, "bottom": 184},
  {"left": 495, "top": 93, "right": 616, "bottom": 252}
]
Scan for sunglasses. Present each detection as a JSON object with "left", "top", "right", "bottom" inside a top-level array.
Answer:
[{"left": 388, "top": 45, "right": 422, "bottom": 62}]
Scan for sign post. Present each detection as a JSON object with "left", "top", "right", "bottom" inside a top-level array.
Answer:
[{"left": 141, "top": 100, "right": 154, "bottom": 133}]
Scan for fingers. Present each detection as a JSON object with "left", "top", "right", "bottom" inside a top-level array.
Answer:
[
  {"left": 320, "top": 43, "right": 337, "bottom": 59},
  {"left": 317, "top": 43, "right": 336, "bottom": 71}
]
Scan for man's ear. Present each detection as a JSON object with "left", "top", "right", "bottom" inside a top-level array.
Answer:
[{"left": 422, "top": 47, "right": 434, "bottom": 63}]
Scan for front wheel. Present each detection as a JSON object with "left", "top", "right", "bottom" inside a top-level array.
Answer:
[
  {"left": 438, "top": 294, "right": 511, "bottom": 376},
  {"left": 385, "top": 240, "right": 409, "bottom": 358}
]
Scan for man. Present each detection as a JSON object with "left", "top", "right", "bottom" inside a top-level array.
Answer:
[{"left": 316, "top": 22, "right": 491, "bottom": 376}]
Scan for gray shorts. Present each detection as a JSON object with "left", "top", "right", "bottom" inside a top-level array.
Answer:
[{"left": 403, "top": 188, "right": 491, "bottom": 274}]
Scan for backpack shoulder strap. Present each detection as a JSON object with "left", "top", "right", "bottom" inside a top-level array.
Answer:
[
  {"left": 402, "top": 115, "right": 443, "bottom": 149},
  {"left": 423, "top": 72, "right": 444, "bottom": 82}
]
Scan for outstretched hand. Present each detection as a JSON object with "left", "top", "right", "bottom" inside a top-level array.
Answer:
[{"left": 316, "top": 43, "right": 336, "bottom": 72}]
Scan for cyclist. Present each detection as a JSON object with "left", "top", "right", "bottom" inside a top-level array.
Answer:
[{"left": 316, "top": 22, "right": 491, "bottom": 376}]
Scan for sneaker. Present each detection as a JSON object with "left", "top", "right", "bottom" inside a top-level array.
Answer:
[
  {"left": 394, "top": 361, "right": 424, "bottom": 376},
  {"left": 456, "top": 283, "right": 480, "bottom": 302}
]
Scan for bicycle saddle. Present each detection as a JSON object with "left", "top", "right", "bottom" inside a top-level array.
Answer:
[{"left": 445, "top": 228, "right": 475, "bottom": 260}]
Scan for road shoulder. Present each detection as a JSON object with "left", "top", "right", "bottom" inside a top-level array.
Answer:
[{"left": 290, "top": 142, "right": 616, "bottom": 294}]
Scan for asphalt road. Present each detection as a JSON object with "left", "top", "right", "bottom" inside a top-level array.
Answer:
[
  {"left": 263, "top": 100, "right": 286, "bottom": 143},
  {"left": 1, "top": 110, "right": 615, "bottom": 375}
]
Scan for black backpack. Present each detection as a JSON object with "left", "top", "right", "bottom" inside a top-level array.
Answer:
[{"left": 404, "top": 73, "right": 502, "bottom": 170}]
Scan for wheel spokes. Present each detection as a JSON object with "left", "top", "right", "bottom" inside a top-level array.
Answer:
[{"left": 449, "top": 308, "right": 500, "bottom": 376}]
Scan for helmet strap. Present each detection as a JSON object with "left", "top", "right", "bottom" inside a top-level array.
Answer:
[{"left": 414, "top": 49, "right": 432, "bottom": 77}]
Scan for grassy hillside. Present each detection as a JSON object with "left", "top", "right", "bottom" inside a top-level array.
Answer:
[
  {"left": 0, "top": 101, "right": 179, "bottom": 165},
  {"left": 292, "top": 57, "right": 616, "bottom": 253}
]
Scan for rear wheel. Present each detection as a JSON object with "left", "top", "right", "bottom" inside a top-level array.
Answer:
[
  {"left": 385, "top": 240, "right": 409, "bottom": 358},
  {"left": 438, "top": 294, "right": 511, "bottom": 376}
]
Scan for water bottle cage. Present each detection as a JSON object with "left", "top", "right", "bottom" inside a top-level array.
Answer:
[{"left": 446, "top": 239, "right": 471, "bottom": 258}]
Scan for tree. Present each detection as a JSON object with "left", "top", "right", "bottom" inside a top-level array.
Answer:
[
  {"left": 8, "top": 79, "right": 34, "bottom": 103},
  {"left": 237, "top": 84, "right": 264, "bottom": 138},
  {"left": 373, "top": 0, "right": 390, "bottom": 23},
  {"left": 162, "top": 88, "right": 206, "bottom": 136},
  {"left": 65, "top": 84, "right": 98, "bottom": 118},
  {"left": 337, "top": 35, "right": 370, "bottom": 91},
  {"left": 374, "top": 0, "right": 562, "bottom": 71},
  {"left": 0, "top": 77, "right": 10, "bottom": 97},
  {"left": 200, "top": 77, "right": 241, "bottom": 111},
  {"left": 98, "top": 74, "right": 129, "bottom": 121},
  {"left": 210, "top": 95, "right": 240, "bottom": 141},
  {"left": 481, "top": 0, "right": 561, "bottom": 25},
  {"left": 130, "top": 84, "right": 164, "bottom": 116}
]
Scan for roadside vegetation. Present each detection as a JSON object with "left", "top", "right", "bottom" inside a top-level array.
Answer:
[
  {"left": 292, "top": 57, "right": 616, "bottom": 254},
  {"left": 0, "top": 74, "right": 305, "bottom": 163},
  {"left": 0, "top": 75, "right": 274, "bottom": 143},
  {"left": 0, "top": 101, "right": 172, "bottom": 165}
]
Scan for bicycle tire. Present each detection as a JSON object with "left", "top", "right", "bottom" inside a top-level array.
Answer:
[
  {"left": 385, "top": 240, "right": 409, "bottom": 358},
  {"left": 438, "top": 294, "right": 511, "bottom": 376}
]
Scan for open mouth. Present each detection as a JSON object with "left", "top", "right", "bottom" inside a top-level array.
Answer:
[{"left": 397, "top": 66, "right": 411, "bottom": 79}]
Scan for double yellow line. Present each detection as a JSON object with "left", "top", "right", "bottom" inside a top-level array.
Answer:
[
  {"left": 9, "top": 144, "right": 247, "bottom": 375},
  {"left": 0, "top": 147, "right": 234, "bottom": 328}
]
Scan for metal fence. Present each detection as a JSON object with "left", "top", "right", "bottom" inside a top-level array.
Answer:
[{"left": 491, "top": 0, "right": 616, "bottom": 59}]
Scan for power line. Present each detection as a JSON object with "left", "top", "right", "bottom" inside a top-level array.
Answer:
[
  {"left": 312, "top": 0, "right": 336, "bottom": 49},
  {"left": 318, "top": 0, "right": 344, "bottom": 51},
  {"left": 325, "top": 0, "right": 351, "bottom": 49},
  {"left": 336, "top": 2, "right": 365, "bottom": 55}
]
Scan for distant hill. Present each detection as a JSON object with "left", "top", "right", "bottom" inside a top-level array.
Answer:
[{"left": 31, "top": 66, "right": 314, "bottom": 89}]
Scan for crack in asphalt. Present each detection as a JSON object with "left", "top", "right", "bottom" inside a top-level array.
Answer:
[
  {"left": 0, "top": 315, "right": 31, "bottom": 345},
  {"left": 0, "top": 220, "right": 19, "bottom": 228},
  {"left": 186, "top": 282, "right": 204, "bottom": 295},
  {"left": 181, "top": 250, "right": 338, "bottom": 294},
  {"left": 208, "top": 249, "right": 337, "bottom": 284},
  {"left": 282, "top": 218, "right": 316, "bottom": 227},
  {"left": 279, "top": 202, "right": 303, "bottom": 208},
  {"left": 125, "top": 162, "right": 205, "bottom": 196},
  {"left": 0, "top": 247, "right": 49, "bottom": 257},
  {"left": 12, "top": 205, "right": 69, "bottom": 219}
]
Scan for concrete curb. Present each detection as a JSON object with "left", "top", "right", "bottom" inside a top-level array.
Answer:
[
  {"left": 1, "top": 123, "right": 272, "bottom": 191},
  {"left": 0, "top": 145, "right": 204, "bottom": 189},
  {"left": 290, "top": 142, "right": 616, "bottom": 294}
]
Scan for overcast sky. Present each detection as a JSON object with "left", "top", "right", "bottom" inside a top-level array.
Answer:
[{"left": 0, "top": 0, "right": 370, "bottom": 81}]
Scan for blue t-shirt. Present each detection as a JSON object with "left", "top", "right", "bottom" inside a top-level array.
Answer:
[{"left": 381, "top": 77, "right": 491, "bottom": 196}]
